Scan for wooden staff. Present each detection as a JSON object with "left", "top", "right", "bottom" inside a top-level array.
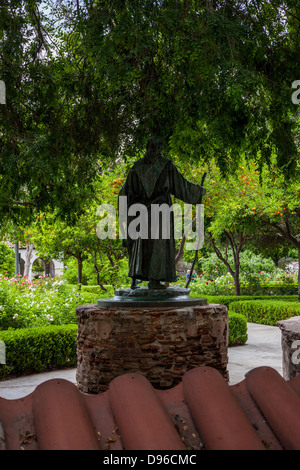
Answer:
[{"left": 185, "top": 172, "right": 207, "bottom": 289}]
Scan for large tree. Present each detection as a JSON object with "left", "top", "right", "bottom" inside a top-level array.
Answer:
[
  {"left": 1, "top": 0, "right": 299, "bottom": 226},
  {"left": 201, "top": 159, "right": 300, "bottom": 299},
  {"left": 251, "top": 166, "right": 300, "bottom": 300},
  {"left": 0, "top": 0, "right": 116, "bottom": 224},
  {"left": 25, "top": 163, "right": 128, "bottom": 287},
  {"left": 78, "top": 0, "right": 300, "bottom": 171}
]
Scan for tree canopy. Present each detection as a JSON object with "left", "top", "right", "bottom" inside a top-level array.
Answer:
[
  {"left": 0, "top": 0, "right": 299, "bottom": 225},
  {"left": 79, "top": 0, "right": 300, "bottom": 168}
]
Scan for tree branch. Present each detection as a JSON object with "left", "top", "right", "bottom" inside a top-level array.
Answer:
[
  {"left": 263, "top": 220, "right": 300, "bottom": 248},
  {"left": 13, "top": 201, "right": 35, "bottom": 207},
  {"left": 205, "top": 232, "right": 235, "bottom": 277},
  {"left": 268, "top": 0, "right": 300, "bottom": 23}
]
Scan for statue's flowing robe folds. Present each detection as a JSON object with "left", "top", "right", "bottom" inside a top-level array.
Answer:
[{"left": 119, "top": 156, "right": 206, "bottom": 283}]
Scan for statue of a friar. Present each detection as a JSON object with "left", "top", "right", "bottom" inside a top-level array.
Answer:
[{"left": 119, "top": 137, "right": 206, "bottom": 290}]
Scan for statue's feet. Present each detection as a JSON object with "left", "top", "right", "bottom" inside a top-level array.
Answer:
[
  {"left": 130, "top": 278, "right": 140, "bottom": 289},
  {"left": 148, "top": 280, "right": 167, "bottom": 290}
]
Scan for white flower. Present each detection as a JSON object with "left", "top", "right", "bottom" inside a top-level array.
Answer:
[
  {"left": 13, "top": 314, "right": 18, "bottom": 319},
  {"left": 0, "top": 305, "right": 4, "bottom": 311}
]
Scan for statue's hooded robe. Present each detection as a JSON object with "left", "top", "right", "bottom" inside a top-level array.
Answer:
[{"left": 119, "top": 154, "right": 206, "bottom": 283}]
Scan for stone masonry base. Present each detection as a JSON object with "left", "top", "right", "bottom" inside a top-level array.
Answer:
[
  {"left": 76, "top": 303, "right": 228, "bottom": 394},
  {"left": 278, "top": 316, "right": 300, "bottom": 380}
]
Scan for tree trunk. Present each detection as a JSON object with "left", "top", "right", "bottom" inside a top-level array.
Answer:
[
  {"left": 263, "top": 221, "right": 300, "bottom": 301},
  {"left": 233, "top": 270, "right": 241, "bottom": 296},
  {"left": 298, "top": 244, "right": 300, "bottom": 302},
  {"left": 43, "top": 259, "right": 51, "bottom": 277},
  {"left": 271, "top": 257, "right": 280, "bottom": 268},
  {"left": 205, "top": 232, "right": 245, "bottom": 297},
  {"left": 15, "top": 240, "right": 19, "bottom": 276},
  {"left": 225, "top": 231, "right": 243, "bottom": 297},
  {"left": 24, "top": 242, "right": 34, "bottom": 278},
  {"left": 93, "top": 256, "right": 108, "bottom": 292},
  {"left": 77, "top": 256, "right": 83, "bottom": 287}
]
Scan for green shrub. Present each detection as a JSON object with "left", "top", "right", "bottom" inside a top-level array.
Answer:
[
  {"left": 228, "top": 312, "right": 248, "bottom": 346},
  {"left": 180, "top": 250, "right": 298, "bottom": 295},
  {"left": 0, "top": 276, "right": 111, "bottom": 330},
  {"left": 199, "top": 250, "right": 279, "bottom": 279},
  {"left": 240, "top": 284, "right": 298, "bottom": 296},
  {"left": 0, "top": 243, "right": 15, "bottom": 277},
  {"left": 0, "top": 324, "right": 78, "bottom": 379},
  {"left": 185, "top": 268, "right": 299, "bottom": 295},
  {"left": 81, "top": 285, "right": 102, "bottom": 293},
  {"left": 81, "top": 284, "right": 114, "bottom": 296},
  {"left": 63, "top": 256, "right": 131, "bottom": 288},
  {"left": 204, "top": 294, "right": 298, "bottom": 308},
  {"left": 62, "top": 257, "right": 97, "bottom": 285},
  {"left": 229, "top": 300, "right": 300, "bottom": 326}
]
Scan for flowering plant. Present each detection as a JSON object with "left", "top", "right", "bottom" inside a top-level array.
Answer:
[{"left": 0, "top": 275, "right": 97, "bottom": 330}]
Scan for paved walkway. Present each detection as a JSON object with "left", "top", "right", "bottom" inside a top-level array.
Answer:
[
  {"left": 228, "top": 322, "right": 282, "bottom": 384},
  {"left": 0, "top": 323, "right": 283, "bottom": 399}
]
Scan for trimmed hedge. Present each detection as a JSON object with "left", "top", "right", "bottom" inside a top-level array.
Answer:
[
  {"left": 229, "top": 300, "right": 300, "bottom": 326},
  {"left": 240, "top": 284, "right": 298, "bottom": 296},
  {"left": 64, "top": 284, "right": 114, "bottom": 297},
  {"left": 67, "top": 284, "right": 114, "bottom": 293},
  {"left": 205, "top": 294, "right": 298, "bottom": 308},
  {"left": 0, "top": 324, "right": 78, "bottom": 379},
  {"left": 228, "top": 312, "right": 248, "bottom": 346},
  {"left": 81, "top": 284, "right": 114, "bottom": 295}
]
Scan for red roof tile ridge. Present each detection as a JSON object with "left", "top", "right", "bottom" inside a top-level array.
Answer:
[
  {"left": 246, "top": 367, "right": 300, "bottom": 450},
  {"left": 33, "top": 378, "right": 100, "bottom": 450},
  {"left": 230, "top": 379, "right": 283, "bottom": 450},
  {"left": 182, "top": 366, "right": 266, "bottom": 450},
  {"left": 109, "top": 373, "right": 186, "bottom": 450},
  {"left": 1, "top": 367, "right": 300, "bottom": 451}
]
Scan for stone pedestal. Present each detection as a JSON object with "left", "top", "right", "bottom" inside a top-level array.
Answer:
[
  {"left": 277, "top": 316, "right": 300, "bottom": 380},
  {"left": 76, "top": 302, "right": 228, "bottom": 394}
]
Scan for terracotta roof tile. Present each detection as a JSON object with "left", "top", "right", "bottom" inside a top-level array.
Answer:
[
  {"left": 0, "top": 366, "right": 299, "bottom": 451},
  {"left": 246, "top": 367, "right": 300, "bottom": 450},
  {"left": 182, "top": 367, "right": 265, "bottom": 450},
  {"left": 109, "top": 373, "right": 186, "bottom": 450}
]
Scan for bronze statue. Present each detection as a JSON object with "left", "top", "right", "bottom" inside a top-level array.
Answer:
[{"left": 119, "top": 137, "right": 206, "bottom": 290}]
